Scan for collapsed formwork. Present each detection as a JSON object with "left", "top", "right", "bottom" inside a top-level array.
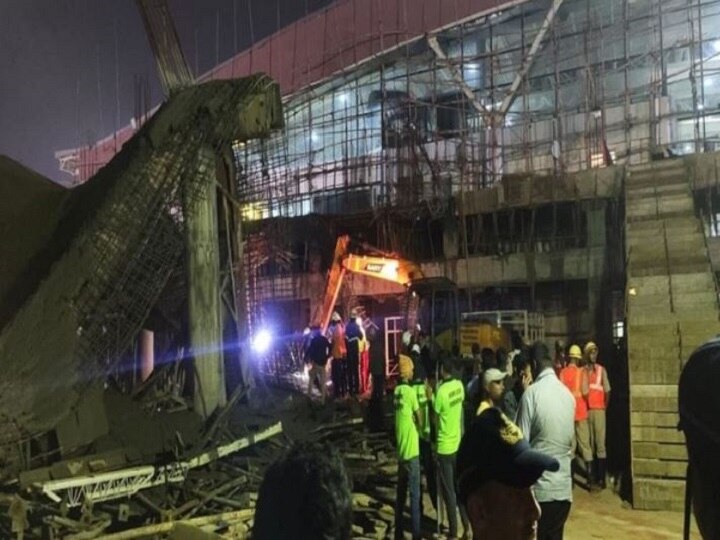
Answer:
[{"left": 0, "top": 75, "right": 283, "bottom": 470}]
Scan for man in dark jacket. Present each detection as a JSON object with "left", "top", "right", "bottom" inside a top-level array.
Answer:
[
  {"left": 306, "top": 326, "right": 331, "bottom": 404},
  {"left": 367, "top": 320, "right": 386, "bottom": 432},
  {"left": 345, "top": 311, "right": 363, "bottom": 397}
]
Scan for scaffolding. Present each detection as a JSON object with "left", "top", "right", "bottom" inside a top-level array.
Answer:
[{"left": 234, "top": 0, "right": 720, "bottom": 224}]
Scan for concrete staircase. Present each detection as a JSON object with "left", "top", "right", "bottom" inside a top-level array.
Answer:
[{"left": 625, "top": 158, "right": 720, "bottom": 510}]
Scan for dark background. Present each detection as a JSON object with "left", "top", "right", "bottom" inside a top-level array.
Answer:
[{"left": 0, "top": 0, "right": 334, "bottom": 182}]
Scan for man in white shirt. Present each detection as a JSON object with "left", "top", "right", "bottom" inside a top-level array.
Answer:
[{"left": 516, "top": 344, "right": 575, "bottom": 540}]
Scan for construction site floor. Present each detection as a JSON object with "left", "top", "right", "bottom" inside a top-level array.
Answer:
[{"left": 564, "top": 488, "right": 700, "bottom": 540}]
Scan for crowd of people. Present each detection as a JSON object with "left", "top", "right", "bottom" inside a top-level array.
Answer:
[
  {"left": 387, "top": 335, "right": 612, "bottom": 540},
  {"left": 301, "top": 316, "right": 614, "bottom": 539},
  {"left": 304, "top": 310, "right": 383, "bottom": 404},
  {"left": 256, "top": 326, "right": 720, "bottom": 540}
]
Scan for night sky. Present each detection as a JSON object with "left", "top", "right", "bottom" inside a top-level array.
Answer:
[{"left": 0, "top": 0, "right": 334, "bottom": 183}]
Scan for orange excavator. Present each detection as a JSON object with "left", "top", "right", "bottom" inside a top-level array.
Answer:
[
  {"left": 315, "top": 235, "right": 516, "bottom": 357},
  {"left": 317, "top": 235, "right": 424, "bottom": 333}
]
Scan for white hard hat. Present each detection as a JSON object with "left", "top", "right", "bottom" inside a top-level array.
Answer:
[
  {"left": 411, "top": 344, "right": 421, "bottom": 355},
  {"left": 331, "top": 311, "right": 341, "bottom": 322},
  {"left": 402, "top": 330, "right": 413, "bottom": 347}
]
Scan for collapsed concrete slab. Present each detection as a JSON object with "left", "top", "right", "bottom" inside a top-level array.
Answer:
[{"left": 0, "top": 75, "right": 283, "bottom": 457}]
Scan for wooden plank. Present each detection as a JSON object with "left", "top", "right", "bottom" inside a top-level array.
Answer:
[
  {"left": 633, "top": 458, "right": 687, "bottom": 479},
  {"left": 632, "top": 441, "right": 687, "bottom": 461},
  {"left": 632, "top": 478, "right": 685, "bottom": 511},
  {"left": 631, "top": 426, "right": 684, "bottom": 444},
  {"left": 631, "top": 412, "right": 679, "bottom": 428}
]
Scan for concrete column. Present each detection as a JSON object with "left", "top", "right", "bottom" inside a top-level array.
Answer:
[
  {"left": 186, "top": 148, "right": 226, "bottom": 418},
  {"left": 139, "top": 329, "right": 154, "bottom": 382},
  {"left": 585, "top": 200, "right": 608, "bottom": 337}
]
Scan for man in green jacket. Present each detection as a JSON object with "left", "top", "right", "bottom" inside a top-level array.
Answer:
[
  {"left": 394, "top": 354, "right": 422, "bottom": 539},
  {"left": 432, "top": 358, "right": 465, "bottom": 539}
]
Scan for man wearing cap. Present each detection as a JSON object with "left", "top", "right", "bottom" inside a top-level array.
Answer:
[
  {"left": 476, "top": 368, "right": 506, "bottom": 416},
  {"left": 394, "top": 354, "right": 422, "bottom": 540},
  {"left": 560, "top": 345, "right": 594, "bottom": 490},
  {"left": 516, "top": 345, "right": 575, "bottom": 540},
  {"left": 584, "top": 341, "right": 611, "bottom": 489},
  {"left": 431, "top": 359, "right": 466, "bottom": 539},
  {"left": 679, "top": 337, "right": 720, "bottom": 540},
  {"left": 457, "top": 407, "right": 558, "bottom": 539}
]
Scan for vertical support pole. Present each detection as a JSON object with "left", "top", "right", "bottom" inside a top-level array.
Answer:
[
  {"left": 139, "top": 329, "right": 154, "bottom": 383},
  {"left": 186, "top": 147, "right": 226, "bottom": 418}
]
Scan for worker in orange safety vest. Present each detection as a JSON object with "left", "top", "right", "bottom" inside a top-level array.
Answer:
[
  {"left": 560, "top": 345, "right": 597, "bottom": 491},
  {"left": 584, "top": 341, "right": 611, "bottom": 490}
]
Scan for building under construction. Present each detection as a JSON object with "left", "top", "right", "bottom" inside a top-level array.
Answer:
[{"left": 1, "top": 0, "right": 719, "bottom": 534}]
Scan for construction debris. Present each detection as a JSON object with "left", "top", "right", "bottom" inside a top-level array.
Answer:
[{"left": 0, "top": 387, "right": 407, "bottom": 540}]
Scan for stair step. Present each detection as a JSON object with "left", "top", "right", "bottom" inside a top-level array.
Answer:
[
  {"left": 627, "top": 216, "right": 700, "bottom": 232},
  {"left": 629, "top": 159, "right": 687, "bottom": 174},
  {"left": 626, "top": 184, "right": 689, "bottom": 200},
  {"left": 627, "top": 210, "right": 695, "bottom": 224}
]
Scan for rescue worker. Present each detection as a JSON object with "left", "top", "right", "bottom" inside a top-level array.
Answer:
[
  {"left": 345, "top": 310, "right": 363, "bottom": 397},
  {"left": 305, "top": 326, "right": 330, "bottom": 404},
  {"left": 584, "top": 341, "right": 611, "bottom": 489},
  {"left": 328, "top": 312, "right": 347, "bottom": 398},
  {"left": 431, "top": 358, "right": 466, "bottom": 539},
  {"left": 560, "top": 344, "right": 595, "bottom": 490},
  {"left": 359, "top": 316, "right": 370, "bottom": 394},
  {"left": 394, "top": 354, "right": 422, "bottom": 540},
  {"left": 476, "top": 368, "right": 506, "bottom": 416},
  {"left": 410, "top": 349, "right": 436, "bottom": 517}
]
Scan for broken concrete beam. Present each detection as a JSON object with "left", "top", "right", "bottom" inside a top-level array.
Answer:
[{"left": 99, "top": 509, "right": 254, "bottom": 539}]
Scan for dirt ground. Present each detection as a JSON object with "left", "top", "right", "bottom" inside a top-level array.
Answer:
[{"left": 565, "top": 487, "right": 701, "bottom": 540}]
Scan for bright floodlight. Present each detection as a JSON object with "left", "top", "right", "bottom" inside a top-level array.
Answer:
[{"left": 252, "top": 329, "right": 272, "bottom": 354}]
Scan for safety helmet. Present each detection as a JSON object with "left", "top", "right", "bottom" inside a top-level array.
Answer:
[
  {"left": 568, "top": 345, "right": 582, "bottom": 359},
  {"left": 584, "top": 341, "right": 598, "bottom": 354},
  {"left": 331, "top": 311, "right": 341, "bottom": 322}
]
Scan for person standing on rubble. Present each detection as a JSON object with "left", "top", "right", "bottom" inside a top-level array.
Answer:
[
  {"left": 584, "top": 341, "right": 611, "bottom": 489},
  {"left": 431, "top": 358, "right": 466, "bottom": 540},
  {"left": 328, "top": 312, "right": 347, "bottom": 399},
  {"left": 306, "top": 325, "right": 331, "bottom": 404},
  {"left": 345, "top": 310, "right": 363, "bottom": 397},
  {"left": 394, "top": 354, "right": 423, "bottom": 540}
]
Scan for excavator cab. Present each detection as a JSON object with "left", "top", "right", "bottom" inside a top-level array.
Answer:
[{"left": 405, "top": 277, "right": 460, "bottom": 359}]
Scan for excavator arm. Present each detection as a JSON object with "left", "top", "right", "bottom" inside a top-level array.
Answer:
[{"left": 318, "top": 235, "right": 424, "bottom": 332}]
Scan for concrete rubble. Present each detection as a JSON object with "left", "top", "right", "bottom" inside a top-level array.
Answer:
[{"left": 0, "top": 380, "right": 403, "bottom": 539}]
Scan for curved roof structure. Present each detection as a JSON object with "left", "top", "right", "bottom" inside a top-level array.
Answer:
[{"left": 56, "top": 0, "right": 520, "bottom": 183}]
